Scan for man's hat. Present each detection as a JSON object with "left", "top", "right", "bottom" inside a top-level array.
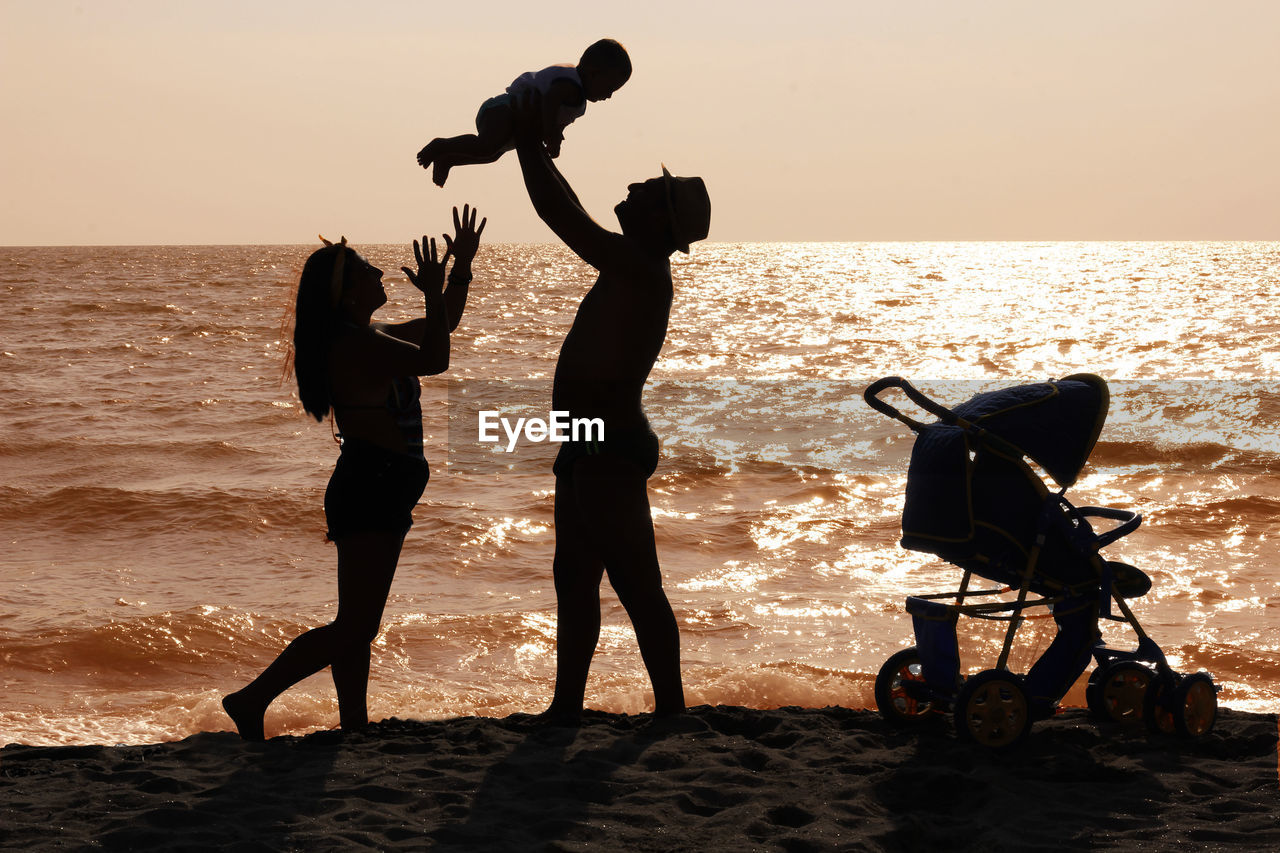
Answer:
[{"left": 662, "top": 166, "right": 711, "bottom": 254}]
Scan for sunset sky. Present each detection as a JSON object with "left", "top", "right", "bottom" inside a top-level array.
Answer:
[{"left": 4, "top": 0, "right": 1279, "bottom": 245}]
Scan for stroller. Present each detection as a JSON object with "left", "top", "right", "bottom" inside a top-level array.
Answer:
[{"left": 864, "top": 374, "right": 1217, "bottom": 748}]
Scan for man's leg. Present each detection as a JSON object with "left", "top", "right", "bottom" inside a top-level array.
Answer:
[
  {"left": 570, "top": 454, "right": 685, "bottom": 715},
  {"left": 547, "top": 474, "right": 606, "bottom": 719}
]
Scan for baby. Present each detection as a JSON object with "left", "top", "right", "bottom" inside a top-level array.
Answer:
[{"left": 417, "top": 38, "right": 631, "bottom": 187}]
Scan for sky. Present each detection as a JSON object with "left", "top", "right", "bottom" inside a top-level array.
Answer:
[{"left": 3, "top": 0, "right": 1279, "bottom": 245}]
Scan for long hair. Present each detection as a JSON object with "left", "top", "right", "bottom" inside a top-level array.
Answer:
[{"left": 290, "top": 243, "right": 352, "bottom": 422}]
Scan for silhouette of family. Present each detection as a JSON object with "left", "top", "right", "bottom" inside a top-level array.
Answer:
[{"left": 225, "top": 39, "right": 711, "bottom": 739}]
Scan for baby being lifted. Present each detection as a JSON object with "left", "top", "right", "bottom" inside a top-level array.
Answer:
[{"left": 417, "top": 38, "right": 631, "bottom": 187}]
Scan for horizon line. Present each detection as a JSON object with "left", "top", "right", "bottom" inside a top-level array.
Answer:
[{"left": 4, "top": 238, "right": 1278, "bottom": 250}]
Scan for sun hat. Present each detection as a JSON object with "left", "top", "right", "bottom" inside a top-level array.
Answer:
[{"left": 661, "top": 166, "right": 711, "bottom": 254}]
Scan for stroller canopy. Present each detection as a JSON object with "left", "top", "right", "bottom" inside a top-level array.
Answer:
[
  {"left": 879, "top": 374, "right": 1113, "bottom": 587},
  {"left": 951, "top": 374, "right": 1109, "bottom": 489}
]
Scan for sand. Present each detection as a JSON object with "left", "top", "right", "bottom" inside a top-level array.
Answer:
[{"left": 1, "top": 706, "right": 1276, "bottom": 851}]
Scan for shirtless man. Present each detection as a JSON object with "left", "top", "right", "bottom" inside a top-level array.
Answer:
[{"left": 512, "top": 92, "right": 711, "bottom": 720}]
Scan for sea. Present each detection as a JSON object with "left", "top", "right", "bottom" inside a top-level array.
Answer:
[{"left": 1, "top": 241, "right": 1277, "bottom": 746}]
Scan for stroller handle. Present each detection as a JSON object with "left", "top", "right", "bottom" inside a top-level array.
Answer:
[
  {"left": 864, "top": 377, "right": 958, "bottom": 429},
  {"left": 1076, "top": 506, "right": 1142, "bottom": 547}
]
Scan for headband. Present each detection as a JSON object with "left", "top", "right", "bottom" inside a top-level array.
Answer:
[{"left": 319, "top": 235, "right": 348, "bottom": 308}]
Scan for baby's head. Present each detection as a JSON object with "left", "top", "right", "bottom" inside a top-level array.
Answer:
[{"left": 577, "top": 38, "right": 631, "bottom": 102}]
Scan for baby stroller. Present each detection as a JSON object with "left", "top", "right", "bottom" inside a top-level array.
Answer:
[{"left": 864, "top": 374, "right": 1217, "bottom": 748}]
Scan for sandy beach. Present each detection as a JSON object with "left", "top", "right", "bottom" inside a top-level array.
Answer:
[{"left": 1, "top": 705, "right": 1276, "bottom": 851}]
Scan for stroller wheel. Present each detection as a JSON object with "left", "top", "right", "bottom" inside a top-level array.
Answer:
[
  {"left": 955, "top": 670, "right": 1031, "bottom": 749},
  {"left": 1144, "top": 671, "right": 1217, "bottom": 738},
  {"left": 1173, "top": 672, "right": 1218, "bottom": 737},
  {"left": 1143, "top": 673, "right": 1178, "bottom": 735},
  {"left": 874, "top": 648, "right": 938, "bottom": 725},
  {"left": 1086, "top": 661, "right": 1153, "bottom": 723}
]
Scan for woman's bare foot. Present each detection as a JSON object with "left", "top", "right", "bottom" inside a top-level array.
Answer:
[{"left": 222, "top": 691, "right": 266, "bottom": 742}]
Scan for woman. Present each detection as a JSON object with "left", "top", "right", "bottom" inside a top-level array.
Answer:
[{"left": 223, "top": 205, "right": 485, "bottom": 740}]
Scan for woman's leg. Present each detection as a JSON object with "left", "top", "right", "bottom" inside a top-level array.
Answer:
[
  {"left": 330, "top": 530, "right": 405, "bottom": 729},
  {"left": 223, "top": 529, "right": 405, "bottom": 740}
]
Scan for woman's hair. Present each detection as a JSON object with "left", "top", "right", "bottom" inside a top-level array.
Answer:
[{"left": 290, "top": 243, "right": 353, "bottom": 422}]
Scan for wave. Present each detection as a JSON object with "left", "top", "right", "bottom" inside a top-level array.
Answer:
[
  {"left": 0, "top": 485, "right": 318, "bottom": 536},
  {"left": 0, "top": 606, "right": 291, "bottom": 677},
  {"left": 0, "top": 436, "right": 277, "bottom": 464},
  {"left": 2, "top": 605, "right": 1275, "bottom": 745},
  {"left": 1091, "top": 440, "right": 1280, "bottom": 473},
  {"left": 1146, "top": 496, "right": 1280, "bottom": 532}
]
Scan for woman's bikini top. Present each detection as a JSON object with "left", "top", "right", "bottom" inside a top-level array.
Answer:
[{"left": 333, "top": 375, "right": 424, "bottom": 457}]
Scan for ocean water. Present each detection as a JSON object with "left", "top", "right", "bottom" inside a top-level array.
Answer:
[{"left": 1, "top": 241, "right": 1276, "bottom": 746}]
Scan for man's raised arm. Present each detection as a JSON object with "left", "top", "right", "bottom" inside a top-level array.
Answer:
[{"left": 513, "top": 91, "right": 620, "bottom": 271}]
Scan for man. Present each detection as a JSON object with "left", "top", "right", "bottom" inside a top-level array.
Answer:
[{"left": 513, "top": 92, "right": 711, "bottom": 720}]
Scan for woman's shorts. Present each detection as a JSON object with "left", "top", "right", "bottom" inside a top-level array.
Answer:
[{"left": 324, "top": 439, "right": 429, "bottom": 541}]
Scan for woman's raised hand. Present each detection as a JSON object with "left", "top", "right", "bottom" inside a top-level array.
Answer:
[
  {"left": 443, "top": 204, "right": 486, "bottom": 267},
  {"left": 401, "top": 236, "right": 450, "bottom": 297}
]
